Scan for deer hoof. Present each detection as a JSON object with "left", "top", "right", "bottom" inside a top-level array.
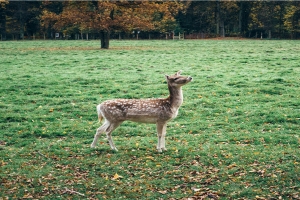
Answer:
[{"left": 112, "top": 147, "right": 118, "bottom": 152}]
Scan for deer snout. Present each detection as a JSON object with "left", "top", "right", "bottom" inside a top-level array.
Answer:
[{"left": 187, "top": 76, "right": 193, "bottom": 81}]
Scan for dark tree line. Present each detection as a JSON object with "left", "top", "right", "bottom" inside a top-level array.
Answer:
[
  {"left": 0, "top": 1, "right": 299, "bottom": 43},
  {"left": 178, "top": 1, "right": 300, "bottom": 39}
]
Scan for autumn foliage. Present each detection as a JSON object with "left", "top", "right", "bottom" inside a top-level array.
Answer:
[
  {"left": 1, "top": 1, "right": 300, "bottom": 46},
  {"left": 40, "top": 1, "right": 185, "bottom": 48}
]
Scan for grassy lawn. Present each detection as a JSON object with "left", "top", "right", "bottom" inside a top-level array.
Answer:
[{"left": 0, "top": 39, "right": 299, "bottom": 199}]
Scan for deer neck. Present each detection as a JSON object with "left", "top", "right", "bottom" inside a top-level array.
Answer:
[{"left": 167, "top": 84, "right": 183, "bottom": 111}]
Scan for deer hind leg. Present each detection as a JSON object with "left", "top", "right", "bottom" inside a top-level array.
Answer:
[
  {"left": 156, "top": 122, "right": 167, "bottom": 152},
  {"left": 91, "top": 120, "right": 122, "bottom": 151},
  {"left": 91, "top": 121, "right": 109, "bottom": 148},
  {"left": 105, "top": 122, "right": 122, "bottom": 151}
]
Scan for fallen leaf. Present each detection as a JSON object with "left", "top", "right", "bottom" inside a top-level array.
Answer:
[
  {"left": 145, "top": 156, "right": 155, "bottom": 160},
  {"left": 158, "top": 190, "right": 167, "bottom": 194},
  {"left": 191, "top": 187, "right": 201, "bottom": 192},
  {"left": 112, "top": 173, "right": 123, "bottom": 180},
  {"left": 227, "top": 163, "right": 237, "bottom": 169},
  {"left": 271, "top": 174, "right": 277, "bottom": 178}
]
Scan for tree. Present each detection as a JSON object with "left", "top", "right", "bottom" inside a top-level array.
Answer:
[
  {"left": 248, "top": 1, "right": 287, "bottom": 39},
  {"left": 178, "top": 1, "right": 217, "bottom": 34},
  {"left": 214, "top": 1, "right": 239, "bottom": 37},
  {"left": 283, "top": 2, "right": 300, "bottom": 39},
  {"left": 40, "top": 1, "right": 184, "bottom": 48},
  {"left": 4, "top": 1, "right": 41, "bottom": 39},
  {"left": 178, "top": 1, "right": 239, "bottom": 37},
  {"left": 0, "top": 1, "right": 8, "bottom": 40},
  {"left": 238, "top": 1, "right": 252, "bottom": 36},
  {"left": 40, "top": 1, "right": 63, "bottom": 39}
]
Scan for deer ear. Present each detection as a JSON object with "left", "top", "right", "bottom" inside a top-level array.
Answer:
[{"left": 175, "top": 70, "right": 182, "bottom": 76}]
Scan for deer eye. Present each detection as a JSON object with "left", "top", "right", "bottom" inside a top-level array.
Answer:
[{"left": 173, "top": 78, "right": 179, "bottom": 81}]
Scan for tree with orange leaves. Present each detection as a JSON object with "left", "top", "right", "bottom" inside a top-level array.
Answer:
[{"left": 41, "top": 1, "right": 185, "bottom": 48}]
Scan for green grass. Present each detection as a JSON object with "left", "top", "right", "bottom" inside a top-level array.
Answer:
[{"left": 0, "top": 39, "right": 299, "bottom": 199}]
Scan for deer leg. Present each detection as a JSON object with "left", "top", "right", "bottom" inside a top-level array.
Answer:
[
  {"left": 161, "top": 123, "right": 167, "bottom": 151},
  {"left": 156, "top": 122, "right": 167, "bottom": 152},
  {"left": 105, "top": 122, "right": 122, "bottom": 151},
  {"left": 91, "top": 121, "right": 109, "bottom": 148}
]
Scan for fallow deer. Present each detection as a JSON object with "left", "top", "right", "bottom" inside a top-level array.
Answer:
[{"left": 91, "top": 70, "right": 193, "bottom": 152}]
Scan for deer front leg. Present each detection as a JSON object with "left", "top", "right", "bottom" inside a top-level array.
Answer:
[{"left": 156, "top": 122, "right": 167, "bottom": 152}]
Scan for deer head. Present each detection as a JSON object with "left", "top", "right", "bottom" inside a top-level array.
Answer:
[{"left": 165, "top": 70, "right": 193, "bottom": 87}]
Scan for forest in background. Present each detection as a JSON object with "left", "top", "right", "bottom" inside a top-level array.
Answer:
[{"left": 0, "top": 1, "right": 300, "bottom": 45}]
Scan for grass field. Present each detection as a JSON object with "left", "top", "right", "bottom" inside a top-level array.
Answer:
[{"left": 0, "top": 39, "right": 299, "bottom": 199}]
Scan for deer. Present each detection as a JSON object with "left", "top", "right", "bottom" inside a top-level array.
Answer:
[{"left": 91, "top": 70, "right": 193, "bottom": 152}]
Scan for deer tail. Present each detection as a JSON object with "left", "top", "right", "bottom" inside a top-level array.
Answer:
[{"left": 96, "top": 104, "right": 103, "bottom": 123}]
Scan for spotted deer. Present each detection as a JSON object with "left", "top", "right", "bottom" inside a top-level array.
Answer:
[{"left": 91, "top": 70, "right": 193, "bottom": 152}]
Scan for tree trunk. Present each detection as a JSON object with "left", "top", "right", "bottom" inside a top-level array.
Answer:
[
  {"left": 238, "top": 2, "right": 243, "bottom": 36},
  {"left": 216, "top": 0, "right": 220, "bottom": 36},
  {"left": 0, "top": 7, "right": 6, "bottom": 41},
  {"left": 238, "top": 1, "right": 250, "bottom": 37},
  {"left": 100, "top": 31, "right": 110, "bottom": 49},
  {"left": 220, "top": 20, "right": 225, "bottom": 37}
]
